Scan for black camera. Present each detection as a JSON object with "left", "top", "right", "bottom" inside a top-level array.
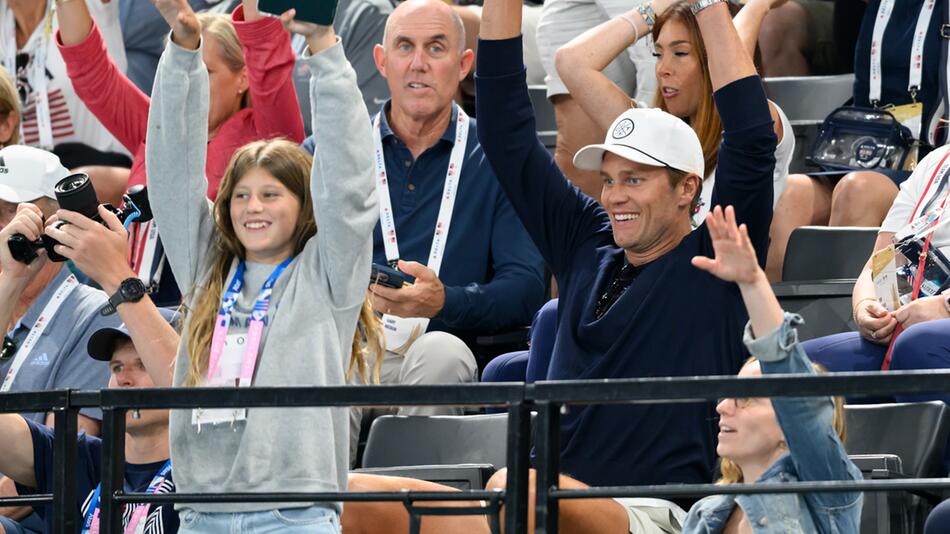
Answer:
[{"left": 7, "top": 173, "right": 153, "bottom": 264}]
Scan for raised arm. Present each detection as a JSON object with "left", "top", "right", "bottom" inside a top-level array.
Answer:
[
  {"left": 290, "top": 16, "right": 377, "bottom": 309},
  {"left": 554, "top": 5, "right": 654, "bottom": 131},
  {"left": 56, "top": 2, "right": 151, "bottom": 155},
  {"left": 233, "top": 1, "right": 306, "bottom": 143},
  {"left": 145, "top": 1, "right": 217, "bottom": 289},
  {"left": 476, "top": 0, "right": 612, "bottom": 275},
  {"left": 694, "top": 206, "right": 862, "bottom": 502}
]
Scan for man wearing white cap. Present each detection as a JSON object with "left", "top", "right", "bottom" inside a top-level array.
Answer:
[
  {"left": 476, "top": 0, "right": 778, "bottom": 531},
  {"left": 0, "top": 145, "right": 118, "bottom": 528}
]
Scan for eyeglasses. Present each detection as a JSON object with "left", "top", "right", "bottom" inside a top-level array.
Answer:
[
  {"left": 718, "top": 397, "right": 759, "bottom": 410},
  {"left": 1, "top": 336, "right": 17, "bottom": 361}
]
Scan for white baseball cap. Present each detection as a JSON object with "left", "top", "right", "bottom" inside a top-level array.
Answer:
[
  {"left": 0, "top": 145, "right": 69, "bottom": 203},
  {"left": 574, "top": 107, "right": 704, "bottom": 177}
]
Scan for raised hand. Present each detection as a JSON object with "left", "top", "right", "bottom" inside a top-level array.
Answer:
[
  {"left": 0, "top": 204, "right": 49, "bottom": 283},
  {"left": 691, "top": 205, "right": 761, "bottom": 285},
  {"left": 151, "top": 0, "right": 201, "bottom": 50},
  {"left": 279, "top": 8, "right": 336, "bottom": 53}
]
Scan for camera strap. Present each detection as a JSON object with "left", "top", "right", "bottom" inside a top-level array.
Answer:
[
  {"left": 882, "top": 149, "right": 950, "bottom": 369},
  {"left": 371, "top": 106, "right": 468, "bottom": 352},
  {"left": 869, "top": 0, "right": 935, "bottom": 111},
  {"left": 0, "top": 0, "right": 56, "bottom": 149},
  {"left": 1, "top": 274, "right": 79, "bottom": 392}
]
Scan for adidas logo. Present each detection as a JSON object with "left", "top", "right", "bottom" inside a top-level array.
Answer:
[
  {"left": 0, "top": 155, "right": 8, "bottom": 173},
  {"left": 30, "top": 353, "right": 50, "bottom": 367}
]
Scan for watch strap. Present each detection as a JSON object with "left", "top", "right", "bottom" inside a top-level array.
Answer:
[
  {"left": 101, "top": 278, "right": 148, "bottom": 316},
  {"left": 689, "top": 0, "right": 725, "bottom": 16}
]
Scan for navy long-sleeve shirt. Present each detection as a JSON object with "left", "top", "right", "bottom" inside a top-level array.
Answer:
[
  {"left": 374, "top": 102, "right": 545, "bottom": 336},
  {"left": 475, "top": 36, "right": 777, "bottom": 488}
]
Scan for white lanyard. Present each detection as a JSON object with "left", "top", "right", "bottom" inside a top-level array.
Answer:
[
  {"left": 372, "top": 107, "right": 469, "bottom": 275},
  {"left": 1, "top": 275, "right": 79, "bottom": 392},
  {"left": 869, "top": 0, "right": 936, "bottom": 105},
  {"left": 0, "top": 0, "right": 55, "bottom": 149}
]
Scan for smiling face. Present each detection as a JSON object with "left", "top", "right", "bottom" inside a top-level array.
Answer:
[
  {"left": 600, "top": 153, "right": 697, "bottom": 259},
  {"left": 716, "top": 361, "right": 786, "bottom": 467},
  {"left": 229, "top": 167, "right": 302, "bottom": 265},
  {"left": 108, "top": 340, "right": 169, "bottom": 432},
  {"left": 653, "top": 19, "right": 703, "bottom": 121},
  {"left": 373, "top": 0, "right": 473, "bottom": 124}
]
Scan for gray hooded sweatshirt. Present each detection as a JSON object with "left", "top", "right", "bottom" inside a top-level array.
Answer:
[{"left": 145, "top": 38, "right": 376, "bottom": 513}]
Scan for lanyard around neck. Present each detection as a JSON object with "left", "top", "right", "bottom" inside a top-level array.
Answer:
[
  {"left": 372, "top": 107, "right": 470, "bottom": 276},
  {"left": 1, "top": 274, "right": 78, "bottom": 392},
  {"left": 82, "top": 460, "right": 172, "bottom": 534},
  {"left": 205, "top": 257, "right": 292, "bottom": 385},
  {"left": 868, "top": 0, "right": 937, "bottom": 105}
]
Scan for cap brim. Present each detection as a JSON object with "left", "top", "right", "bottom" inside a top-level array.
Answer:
[
  {"left": 0, "top": 184, "right": 46, "bottom": 204},
  {"left": 573, "top": 144, "right": 669, "bottom": 172},
  {"left": 87, "top": 328, "right": 131, "bottom": 362}
]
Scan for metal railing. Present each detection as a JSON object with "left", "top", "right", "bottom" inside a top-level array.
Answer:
[{"left": 3, "top": 370, "right": 950, "bottom": 533}]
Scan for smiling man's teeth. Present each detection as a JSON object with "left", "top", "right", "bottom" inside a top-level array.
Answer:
[
  {"left": 615, "top": 214, "right": 640, "bottom": 221},
  {"left": 409, "top": 82, "right": 425, "bottom": 88}
]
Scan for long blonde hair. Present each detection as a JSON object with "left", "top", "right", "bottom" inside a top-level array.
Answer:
[
  {"left": 652, "top": 1, "right": 720, "bottom": 178},
  {"left": 183, "top": 139, "right": 383, "bottom": 386},
  {"left": 717, "top": 359, "right": 846, "bottom": 484},
  {"left": 0, "top": 65, "right": 20, "bottom": 146},
  {"left": 196, "top": 12, "right": 251, "bottom": 108}
]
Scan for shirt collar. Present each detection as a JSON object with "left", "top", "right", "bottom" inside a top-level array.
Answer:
[
  {"left": 377, "top": 100, "right": 461, "bottom": 146},
  {"left": 15, "top": 265, "right": 71, "bottom": 333}
]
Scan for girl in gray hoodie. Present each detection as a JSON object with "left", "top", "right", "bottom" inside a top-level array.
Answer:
[{"left": 143, "top": 3, "right": 377, "bottom": 532}]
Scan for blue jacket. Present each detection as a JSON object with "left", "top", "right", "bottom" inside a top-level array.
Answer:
[{"left": 683, "top": 314, "right": 864, "bottom": 533}]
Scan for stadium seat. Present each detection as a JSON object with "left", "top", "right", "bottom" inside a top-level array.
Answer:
[
  {"left": 782, "top": 226, "right": 879, "bottom": 282},
  {"left": 845, "top": 402, "right": 950, "bottom": 534},
  {"left": 357, "top": 414, "right": 510, "bottom": 488},
  {"left": 773, "top": 280, "right": 855, "bottom": 341},
  {"left": 763, "top": 75, "right": 854, "bottom": 174},
  {"left": 529, "top": 85, "right": 556, "bottom": 153},
  {"left": 763, "top": 75, "right": 854, "bottom": 123}
]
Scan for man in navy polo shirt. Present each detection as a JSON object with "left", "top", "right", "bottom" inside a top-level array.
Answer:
[
  {"left": 0, "top": 309, "right": 179, "bottom": 534},
  {"left": 308, "top": 0, "right": 544, "bottom": 428},
  {"left": 476, "top": 0, "right": 778, "bottom": 529}
]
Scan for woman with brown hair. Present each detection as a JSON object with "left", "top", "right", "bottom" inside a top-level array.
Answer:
[{"left": 554, "top": 0, "right": 793, "bottom": 227}]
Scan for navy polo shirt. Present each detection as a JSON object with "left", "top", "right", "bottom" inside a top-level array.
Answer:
[{"left": 369, "top": 102, "right": 545, "bottom": 337}]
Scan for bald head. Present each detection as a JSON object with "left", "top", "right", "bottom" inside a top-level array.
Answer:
[{"left": 383, "top": 0, "right": 467, "bottom": 53}]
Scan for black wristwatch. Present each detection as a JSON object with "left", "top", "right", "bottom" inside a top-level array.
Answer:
[{"left": 100, "top": 278, "right": 149, "bottom": 316}]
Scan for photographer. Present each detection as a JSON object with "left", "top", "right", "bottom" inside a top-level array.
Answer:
[{"left": 0, "top": 145, "right": 117, "bottom": 527}]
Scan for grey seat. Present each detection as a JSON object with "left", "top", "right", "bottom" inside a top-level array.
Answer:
[
  {"left": 529, "top": 85, "right": 557, "bottom": 152},
  {"left": 763, "top": 75, "right": 854, "bottom": 123},
  {"left": 356, "top": 414, "right": 510, "bottom": 489},
  {"left": 845, "top": 402, "right": 950, "bottom": 534},
  {"left": 773, "top": 280, "right": 856, "bottom": 341},
  {"left": 783, "top": 226, "right": 879, "bottom": 282}
]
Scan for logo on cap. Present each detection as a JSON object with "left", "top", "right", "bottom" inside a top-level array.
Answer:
[
  {"left": 0, "top": 156, "right": 7, "bottom": 173},
  {"left": 612, "top": 119, "right": 635, "bottom": 139}
]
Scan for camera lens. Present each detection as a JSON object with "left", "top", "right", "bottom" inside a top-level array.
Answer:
[{"left": 53, "top": 173, "right": 99, "bottom": 219}]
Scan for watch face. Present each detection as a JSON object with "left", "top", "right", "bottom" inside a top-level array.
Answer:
[{"left": 120, "top": 279, "right": 146, "bottom": 299}]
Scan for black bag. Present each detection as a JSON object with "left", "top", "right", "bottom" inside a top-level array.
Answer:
[{"left": 808, "top": 106, "right": 914, "bottom": 172}]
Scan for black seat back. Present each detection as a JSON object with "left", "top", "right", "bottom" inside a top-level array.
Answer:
[
  {"left": 361, "top": 414, "right": 509, "bottom": 469},
  {"left": 844, "top": 402, "right": 950, "bottom": 478},
  {"left": 783, "top": 226, "right": 879, "bottom": 282}
]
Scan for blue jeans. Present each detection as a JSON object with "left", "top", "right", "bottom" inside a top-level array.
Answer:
[
  {"left": 482, "top": 298, "right": 559, "bottom": 383},
  {"left": 178, "top": 507, "right": 340, "bottom": 533}
]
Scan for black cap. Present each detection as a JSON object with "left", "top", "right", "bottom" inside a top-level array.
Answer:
[{"left": 87, "top": 307, "right": 179, "bottom": 361}]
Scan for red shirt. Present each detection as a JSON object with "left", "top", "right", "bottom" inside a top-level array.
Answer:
[{"left": 57, "top": 5, "right": 305, "bottom": 199}]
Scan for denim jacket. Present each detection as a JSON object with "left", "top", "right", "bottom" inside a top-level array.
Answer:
[{"left": 682, "top": 313, "right": 863, "bottom": 534}]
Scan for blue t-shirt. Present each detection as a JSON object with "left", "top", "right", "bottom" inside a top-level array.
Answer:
[
  {"left": 16, "top": 419, "right": 178, "bottom": 534},
  {"left": 475, "top": 36, "right": 777, "bottom": 489},
  {"left": 853, "top": 0, "right": 947, "bottom": 146}
]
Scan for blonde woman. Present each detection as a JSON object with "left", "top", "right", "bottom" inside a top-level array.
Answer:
[
  {"left": 142, "top": 1, "right": 377, "bottom": 531},
  {"left": 686, "top": 205, "right": 862, "bottom": 532},
  {"left": 0, "top": 65, "right": 19, "bottom": 147}
]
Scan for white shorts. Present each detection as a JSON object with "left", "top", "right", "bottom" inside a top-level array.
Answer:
[
  {"left": 536, "top": 0, "right": 657, "bottom": 103},
  {"left": 614, "top": 498, "right": 687, "bottom": 534}
]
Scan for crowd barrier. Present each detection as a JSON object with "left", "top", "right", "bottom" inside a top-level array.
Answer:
[{"left": 3, "top": 370, "right": 950, "bottom": 533}]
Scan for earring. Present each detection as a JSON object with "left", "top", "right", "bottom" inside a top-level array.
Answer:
[{"left": 132, "top": 409, "right": 141, "bottom": 420}]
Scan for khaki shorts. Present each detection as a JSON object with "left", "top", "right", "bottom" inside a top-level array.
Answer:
[{"left": 614, "top": 498, "right": 687, "bottom": 534}]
